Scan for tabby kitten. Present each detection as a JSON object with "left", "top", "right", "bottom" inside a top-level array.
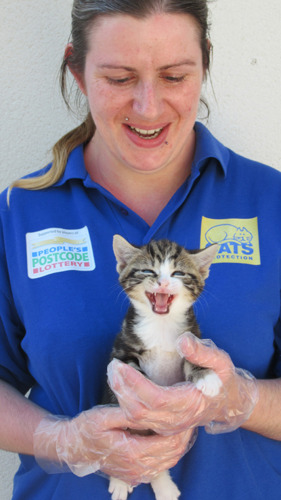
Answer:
[{"left": 104, "top": 235, "right": 221, "bottom": 500}]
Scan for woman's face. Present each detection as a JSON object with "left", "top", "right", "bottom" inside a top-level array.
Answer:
[{"left": 75, "top": 13, "right": 206, "bottom": 176}]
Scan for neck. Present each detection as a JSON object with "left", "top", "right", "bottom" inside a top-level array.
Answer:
[{"left": 84, "top": 133, "right": 195, "bottom": 226}]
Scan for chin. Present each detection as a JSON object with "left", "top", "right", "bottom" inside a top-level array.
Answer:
[{"left": 124, "top": 156, "right": 172, "bottom": 175}]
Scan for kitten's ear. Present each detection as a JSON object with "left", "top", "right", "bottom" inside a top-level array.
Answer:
[
  {"left": 113, "top": 235, "right": 140, "bottom": 273},
  {"left": 191, "top": 244, "right": 218, "bottom": 279}
]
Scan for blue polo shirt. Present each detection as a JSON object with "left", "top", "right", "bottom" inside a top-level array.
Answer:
[{"left": 1, "top": 122, "right": 281, "bottom": 499}]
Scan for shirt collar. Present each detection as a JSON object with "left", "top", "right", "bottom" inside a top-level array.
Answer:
[
  {"left": 54, "top": 121, "right": 229, "bottom": 187},
  {"left": 53, "top": 145, "right": 88, "bottom": 186},
  {"left": 193, "top": 122, "right": 229, "bottom": 176}
]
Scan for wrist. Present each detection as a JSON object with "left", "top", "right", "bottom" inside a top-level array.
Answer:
[
  {"left": 33, "top": 411, "right": 107, "bottom": 477},
  {"left": 33, "top": 414, "right": 71, "bottom": 473},
  {"left": 205, "top": 368, "right": 259, "bottom": 434}
]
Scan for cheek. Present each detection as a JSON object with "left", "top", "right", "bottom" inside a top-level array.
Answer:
[
  {"left": 173, "top": 96, "right": 200, "bottom": 128},
  {"left": 177, "top": 80, "right": 203, "bottom": 115},
  {"left": 183, "top": 90, "right": 202, "bottom": 114},
  {"left": 181, "top": 287, "right": 196, "bottom": 305},
  {"left": 87, "top": 82, "right": 123, "bottom": 122},
  {"left": 130, "top": 284, "right": 148, "bottom": 304}
]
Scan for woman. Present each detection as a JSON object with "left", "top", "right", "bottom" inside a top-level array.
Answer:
[{"left": 1, "top": 1, "right": 281, "bottom": 499}]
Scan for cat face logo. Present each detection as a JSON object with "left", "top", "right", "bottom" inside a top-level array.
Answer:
[{"left": 200, "top": 217, "right": 260, "bottom": 265}]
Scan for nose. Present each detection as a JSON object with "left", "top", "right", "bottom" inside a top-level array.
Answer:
[
  {"left": 158, "top": 279, "right": 170, "bottom": 288},
  {"left": 132, "top": 80, "right": 162, "bottom": 120}
]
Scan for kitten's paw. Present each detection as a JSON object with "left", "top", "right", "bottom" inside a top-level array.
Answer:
[
  {"left": 109, "top": 477, "right": 133, "bottom": 500},
  {"left": 151, "top": 471, "right": 181, "bottom": 500},
  {"left": 195, "top": 371, "right": 222, "bottom": 397}
]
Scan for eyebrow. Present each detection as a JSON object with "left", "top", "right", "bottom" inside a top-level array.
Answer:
[{"left": 98, "top": 60, "right": 196, "bottom": 71}]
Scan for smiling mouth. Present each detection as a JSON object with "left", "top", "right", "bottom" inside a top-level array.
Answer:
[
  {"left": 146, "top": 292, "right": 175, "bottom": 314},
  {"left": 128, "top": 125, "right": 163, "bottom": 139}
]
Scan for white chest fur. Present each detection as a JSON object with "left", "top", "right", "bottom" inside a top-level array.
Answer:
[
  {"left": 133, "top": 308, "right": 188, "bottom": 386},
  {"left": 139, "top": 348, "right": 184, "bottom": 386}
]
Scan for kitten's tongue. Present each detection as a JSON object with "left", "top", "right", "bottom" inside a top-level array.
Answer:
[
  {"left": 146, "top": 292, "right": 174, "bottom": 314},
  {"left": 154, "top": 293, "right": 169, "bottom": 313}
]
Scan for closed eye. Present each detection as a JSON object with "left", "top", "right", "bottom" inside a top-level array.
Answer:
[
  {"left": 171, "top": 271, "right": 185, "bottom": 277},
  {"left": 140, "top": 269, "right": 157, "bottom": 277},
  {"left": 107, "top": 77, "right": 131, "bottom": 85},
  {"left": 162, "top": 75, "right": 186, "bottom": 83}
]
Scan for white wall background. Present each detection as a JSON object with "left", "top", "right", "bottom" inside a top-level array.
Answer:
[{"left": 0, "top": 1, "right": 280, "bottom": 498}]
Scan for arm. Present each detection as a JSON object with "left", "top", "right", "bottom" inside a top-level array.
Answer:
[
  {"left": 0, "top": 378, "right": 195, "bottom": 483},
  {"left": 241, "top": 378, "right": 281, "bottom": 440},
  {"left": 0, "top": 379, "right": 49, "bottom": 455}
]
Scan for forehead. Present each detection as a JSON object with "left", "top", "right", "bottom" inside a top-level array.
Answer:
[{"left": 85, "top": 13, "right": 202, "bottom": 68}]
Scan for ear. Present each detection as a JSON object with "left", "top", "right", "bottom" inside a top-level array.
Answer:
[
  {"left": 191, "top": 244, "right": 218, "bottom": 279},
  {"left": 64, "top": 43, "right": 87, "bottom": 96},
  {"left": 203, "top": 38, "right": 212, "bottom": 80},
  {"left": 206, "top": 39, "right": 212, "bottom": 54},
  {"left": 113, "top": 235, "right": 140, "bottom": 274}
]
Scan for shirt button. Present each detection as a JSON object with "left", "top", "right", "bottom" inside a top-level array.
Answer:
[{"left": 120, "top": 208, "right": 129, "bottom": 216}]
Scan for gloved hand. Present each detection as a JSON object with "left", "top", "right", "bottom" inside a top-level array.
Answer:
[
  {"left": 33, "top": 404, "right": 196, "bottom": 484},
  {"left": 107, "top": 332, "right": 259, "bottom": 435}
]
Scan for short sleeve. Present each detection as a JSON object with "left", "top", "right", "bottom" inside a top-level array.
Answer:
[{"left": 0, "top": 201, "right": 34, "bottom": 394}]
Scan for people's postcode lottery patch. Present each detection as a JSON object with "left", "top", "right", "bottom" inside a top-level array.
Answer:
[{"left": 26, "top": 226, "right": 96, "bottom": 279}]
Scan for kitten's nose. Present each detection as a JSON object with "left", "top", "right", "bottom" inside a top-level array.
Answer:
[{"left": 158, "top": 279, "right": 169, "bottom": 287}]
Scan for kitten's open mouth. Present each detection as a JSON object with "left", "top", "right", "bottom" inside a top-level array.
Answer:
[{"left": 146, "top": 292, "right": 175, "bottom": 314}]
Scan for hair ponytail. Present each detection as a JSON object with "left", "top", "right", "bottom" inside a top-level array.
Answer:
[{"left": 7, "top": 113, "right": 95, "bottom": 203}]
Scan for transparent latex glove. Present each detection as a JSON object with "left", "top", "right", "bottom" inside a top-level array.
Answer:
[
  {"left": 33, "top": 405, "right": 196, "bottom": 483},
  {"left": 107, "top": 332, "right": 259, "bottom": 435}
]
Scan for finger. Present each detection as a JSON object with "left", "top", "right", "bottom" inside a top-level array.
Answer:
[
  {"left": 108, "top": 358, "right": 197, "bottom": 413},
  {"left": 107, "top": 359, "right": 207, "bottom": 433},
  {"left": 108, "top": 359, "right": 164, "bottom": 408},
  {"left": 176, "top": 332, "right": 233, "bottom": 378},
  {"left": 107, "top": 431, "right": 185, "bottom": 478},
  {"left": 89, "top": 405, "right": 137, "bottom": 431}
]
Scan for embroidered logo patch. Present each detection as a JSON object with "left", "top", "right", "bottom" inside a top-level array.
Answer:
[
  {"left": 200, "top": 217, "right": 261, "bottom": 265},
  {"left": 26, "top": 227, "right": 95, "bottom": 279}
]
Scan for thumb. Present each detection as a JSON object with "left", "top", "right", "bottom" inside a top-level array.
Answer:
[
  {"left": 176, "top": 332, "right": 232, "bottom": 377},
  {"left": 107, "top": 358, "right": 162, "bottom": 409}
]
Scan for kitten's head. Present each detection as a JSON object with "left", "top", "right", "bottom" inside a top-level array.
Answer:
[{"left": 113, "top": 235, "right": 217, "bottom": 315}]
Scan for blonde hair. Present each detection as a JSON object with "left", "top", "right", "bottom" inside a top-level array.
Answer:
[{"left": 7, "top": 113, "right": 95, "bottom": 203}]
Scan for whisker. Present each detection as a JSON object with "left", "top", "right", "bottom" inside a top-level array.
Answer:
[
  {"left": 108, "top": 283, "right": 130, "bottom": 307},
  {"left": 201, "top": 285, "right": 220, "bottom": 304}
]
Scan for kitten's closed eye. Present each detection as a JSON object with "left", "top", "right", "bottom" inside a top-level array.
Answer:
[
  {"left": 140, "top": 269, "right": 157, "bottom": 276},
  {"left": 171, "top": 271, "right": 197, "bottom": 281},
  {"left": 171, "top": 271, "right": 185, "bottom": 277}
]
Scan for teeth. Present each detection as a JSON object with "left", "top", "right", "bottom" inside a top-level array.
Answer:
[
  {"left": 134, "top": 127, "right": 162, "bottom": 135},
  {"left": 129, "top": 126, "right": 163, "bottom": 139}
]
